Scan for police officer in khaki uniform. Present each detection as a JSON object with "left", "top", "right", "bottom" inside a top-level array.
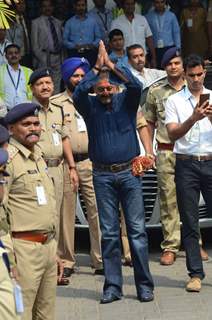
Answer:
[
  {"left": 144, "top": 47, "right": 208, "bottom": 265},
  {"left": 29, "top": 69, "right": 79, "bottom": 238},
  {"left": 0, "top": 141, "right": 20, "bottom": 320},
  {"left": 3, "top": 103, "right": 58, "bottom": 320},
  {"left": 51, "top": 57, "right": 103, "bottom": 275}
]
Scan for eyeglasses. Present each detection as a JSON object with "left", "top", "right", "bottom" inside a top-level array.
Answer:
[{"left": 187, "top": 72, "right": 204, "bottom": 78}]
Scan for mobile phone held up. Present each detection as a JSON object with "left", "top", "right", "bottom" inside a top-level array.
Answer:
[{"left": 199, "top": 93, "right": 210, "bottom": 107}]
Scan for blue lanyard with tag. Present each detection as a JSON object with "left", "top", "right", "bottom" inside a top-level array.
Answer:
[{"left": 6, "top": 65, "right": 21, "bottom": 91}]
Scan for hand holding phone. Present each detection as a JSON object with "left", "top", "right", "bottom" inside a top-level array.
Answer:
[{"left": 199, "top": 93, "right": 210, "bottom": 107}]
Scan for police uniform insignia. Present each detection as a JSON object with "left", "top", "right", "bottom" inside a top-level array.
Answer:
[{"left": 7, "top": 145, "right": 18, "bottom": 162}]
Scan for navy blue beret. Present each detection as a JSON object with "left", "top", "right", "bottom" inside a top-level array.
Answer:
[
  {"left": 161, "top": 47, "right": 181, "bottom": 69},
  {"left": 4, "top": 103, "right": 41, "bottom": 125},
  {"left": 0, "top": 125, "right": 9, "bottom": 144},
  {"left": 0, "top": 148, "right": 8, "bottom": 166},
  {"left": 28, "top": 68, "right": 52, "bottom": 85},
  {"left": 61, "top": 57, "right": 90, "bottom": 84}
]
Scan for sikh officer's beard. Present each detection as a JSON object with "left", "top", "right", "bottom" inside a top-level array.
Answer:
[{"left": 66, "top": 82, "right": 76, "bottom": 93}]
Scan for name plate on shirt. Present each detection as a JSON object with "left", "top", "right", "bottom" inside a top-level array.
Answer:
[
  {"left": 187, "top": 19, "right": 193, "bottom": 28},
  {"left": 77, "top": 117, "right": 86, "bottom": 132},
  {"left": 52, "top": 132, "right": 60, "bottom": 146},
  {"left": 157, "top": 39, "right": 164, "bottom": 48},
  {"left": 36, "top": 185, "right": 47, "bottom": 205}
]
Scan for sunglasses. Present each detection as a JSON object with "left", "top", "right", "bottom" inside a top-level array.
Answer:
[{"left": 96, "top": 86, "right": 114, "bottom": 93}]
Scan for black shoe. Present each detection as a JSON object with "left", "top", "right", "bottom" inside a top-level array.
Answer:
[
  {"left": 138, "top": 290, "right": 154, "bottom": 302},
  {"left": 94, "top": 268, "right": 104, "bottom": 275},
  {"left": 63, "top": 267, "right": 75, "bottom": 278},
  {"left": 100, "top": 292, "right": 121, "bottom": 304},
  {"left": 57, "top": 278, "right": 70, "bottom": 286}
]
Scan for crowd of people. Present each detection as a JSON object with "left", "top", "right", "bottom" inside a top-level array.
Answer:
[{"left": 0, "top": 0, "right": 212, "bottom": 319}]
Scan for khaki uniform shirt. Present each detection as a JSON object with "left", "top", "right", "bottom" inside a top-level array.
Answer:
[
  {"left": 36, "top": 99, "right": 69, "bottom": 159},
  {"left": 5, "top": 138, "right": 57, "bottom": 232},
  {"left": 51, "top": 91, "right": 89, "bottom": 154},
  {"left": 144, "top": 79, "right": 185, "bottom": 144}
]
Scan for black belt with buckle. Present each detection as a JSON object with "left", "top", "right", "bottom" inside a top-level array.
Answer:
[
  {"left": 93, "top": 160, "right": 132, "bottom": 173},
  {"left": 176, "top": 154, "right": 212, "bottom": 161},
  {"left": 73, "top": 153, "right": 89, "bottom": 162}
]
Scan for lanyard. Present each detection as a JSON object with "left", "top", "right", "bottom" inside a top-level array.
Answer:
[
  {"left": 6, "top": 65, "right": 21, "bottom": 91},
  {"left": 155, "top": 12, "right": 165, "bottom": 33}
]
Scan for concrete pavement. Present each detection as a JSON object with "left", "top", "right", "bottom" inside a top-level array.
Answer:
[{"left": 56, "top": 249, "right": 212, "bottom": 320}]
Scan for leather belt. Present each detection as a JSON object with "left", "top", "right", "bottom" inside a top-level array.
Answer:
[
  {"left": 93, "top": 160, "right": 132, "bottom": 173},
  {"left": 73, "top": 153, "right": 89, "bottom": 162},
  {"left": 45, "top": 158, "right": 62, "bottom": 167},
  {"left": 12, "top": 231, "right": 55, "bottom": 244},
  {"left": 157, "top": 143, "right": 174, "bottom": 151},
  {"left": 176, "top": 154, "right": 212, "bottom": 161}
]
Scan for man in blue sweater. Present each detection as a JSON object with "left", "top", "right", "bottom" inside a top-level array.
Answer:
[{"left": 73, "top": 41, "right": 154, "bottom": 304}]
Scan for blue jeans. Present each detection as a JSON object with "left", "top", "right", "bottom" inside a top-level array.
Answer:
[
  {"left": 93, "top": 168, "right": 154, "bottom": 297},
  {"left": 175, "top": 158, "right": 212, "bottom": 279}
]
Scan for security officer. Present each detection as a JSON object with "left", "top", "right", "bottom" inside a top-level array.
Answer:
[
  {"left": 51, "top": 57, "right": 103, "bottom": 276},
  {"left": 144, "top": 47, "right": 208, "bottom": 265},
  {"left": 0, "top": 146, "right": 20, "bottom": 320},
  {"left": 28, "top": 68, "right": 79, "bottom": 240},
  {"left": 3, "top": 102, "right": 58, "bottom": 320}
]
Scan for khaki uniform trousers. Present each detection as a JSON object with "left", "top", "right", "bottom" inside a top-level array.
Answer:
[
  {"left": 0, "top": 255, "right": 20, "bottom": 320},
  {"left": 13, "top": 238, "right": 57, "bottom": 320},
  {"left": 58, "top": 159, "right": 102, "bottom": 269},
  {"left": 156, "top": 150, "right": 181, "bottom": 252},
  {"left": 48, "top": 164, "right": 64, "bottom": 240}
]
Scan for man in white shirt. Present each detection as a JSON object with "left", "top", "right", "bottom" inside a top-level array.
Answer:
[
  {"left": 126, "top": 44, "right": 166, "bottom": 105},
  {"left": 110, "top": 0, "right": 156, "bottom": 67},
  {"left": 165, "top": 54, "right": 212, "bottom": 293},
  {"left": 0, "top": 44, "right": 32, "bottom": 111}
]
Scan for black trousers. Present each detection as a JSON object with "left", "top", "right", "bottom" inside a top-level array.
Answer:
[{"left": 175, "top": 158, "right": 212, "bottom": 279}]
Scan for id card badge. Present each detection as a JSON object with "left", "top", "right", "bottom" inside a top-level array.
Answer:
[
  {"left": 76, "top": 117, "right": 86, "bottom": 132},
  {"left": 187, "top": 123, "right": 200, "bottom": 143},
  {"left": 52, "top": 132, "right": 60, "bottom": 146},
  {"left": 187, "top": 19, "right": 193, "bottom": 27},
  {"left": 13, "top": 281, "right": 24, "bottom": 314},
  {"left": 36, "top": 185, "right": 47, "bottom": 205},
  {"left": 157, "top": 39, "right": 164, "bottom": 48}
]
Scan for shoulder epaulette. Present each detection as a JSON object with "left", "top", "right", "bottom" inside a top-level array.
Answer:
[{"left": 7, "top": 145, "right": 18, "bottom": 163}]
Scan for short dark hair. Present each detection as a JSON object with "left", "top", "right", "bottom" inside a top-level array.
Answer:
[
  {"left": 5, "top": 43, "right": 21, "bottom": 54},
  {"left": 183, "top": 54, "right": 205, "bottom": 71},
  {"left": 108, "top": 29, "right": 124, "bottom": 41},
  {"left": 126, "top": 44, "right": 144, "bottom": 58}
]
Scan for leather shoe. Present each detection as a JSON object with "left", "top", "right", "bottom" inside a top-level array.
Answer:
[
  {"left": 94, "top": 268, "right": 104, "bottom": 275},
  {"left": 200, "top": 247, "right": 209, "bottom": 261},
  {"left": 138, "top": 290, "right": 154, "bottom": 302},
  {"left": 100, "top": 292, "right": 121, "bottom": 304},
  {"left": 63, "top": 267, "right": 75, "bottom": 278},
  {"left": 160, "top": 251, "right": 176, "bottom": 265}
]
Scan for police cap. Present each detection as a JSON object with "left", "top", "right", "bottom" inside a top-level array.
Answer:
[
  {"left": 4, "top": 103, "right": 40, "bottom": 125},
  {"left": 161, "top": 47, "right": 181, "bottom": 69},
  {"left": 28, "top": 68, "right": 53, "bottom": 85}
]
